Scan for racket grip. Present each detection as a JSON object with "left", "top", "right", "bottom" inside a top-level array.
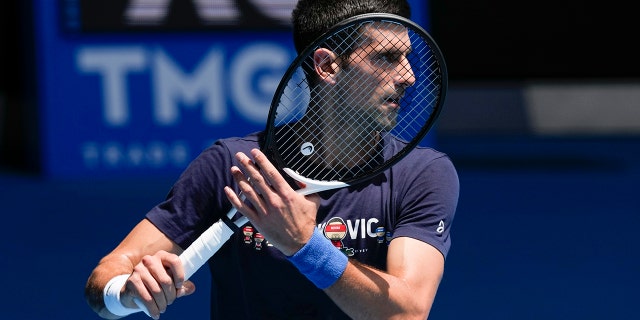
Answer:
[
  {"left": 180, "top": 219, "right": 236, "bottom": 280},
  {"left": 130, "top": 218, "right": 237, "bottom": 318}
]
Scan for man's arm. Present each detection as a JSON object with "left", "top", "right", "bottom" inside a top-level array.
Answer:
[
  {"left": 85, "top": 219, "right": 195, "bottom": 319},
  {"left": 326, "top": 237, "right": 444, "bottom": 319}
]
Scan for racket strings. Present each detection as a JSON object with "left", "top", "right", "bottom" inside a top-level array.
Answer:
[{"left": 273, "top": 19, "right": 443, "bottom": 183}]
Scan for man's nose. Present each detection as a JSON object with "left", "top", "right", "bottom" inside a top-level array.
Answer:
[{"left": 395, "top": 55, "right": 416, "bottom": 87}]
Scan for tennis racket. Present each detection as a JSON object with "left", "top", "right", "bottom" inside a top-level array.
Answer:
[{"left": 134, "top": 12, "right": 446, "bottom": 315}]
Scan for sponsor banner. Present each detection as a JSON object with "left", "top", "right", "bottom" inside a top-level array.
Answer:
[{"left": 35, "top": 0, "right": 428, "bottom": 178}]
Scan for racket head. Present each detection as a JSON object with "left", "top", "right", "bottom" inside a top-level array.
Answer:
[{"left": 264, "top": 13, "right": 447, "bottom": 186}]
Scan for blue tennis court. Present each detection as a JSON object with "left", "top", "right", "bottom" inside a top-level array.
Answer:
[{"left": 0, "top": 136, "right": 638, "bottom": 319}]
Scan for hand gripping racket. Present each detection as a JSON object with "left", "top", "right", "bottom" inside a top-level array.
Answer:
[{"left": 134, "top": 12, "right": 447, "bottom": 314}]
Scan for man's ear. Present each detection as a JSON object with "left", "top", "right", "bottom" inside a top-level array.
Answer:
[{"left": 313, "top": 48, "right": 340, "bottom": 85}]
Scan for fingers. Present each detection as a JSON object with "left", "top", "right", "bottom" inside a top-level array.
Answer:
[
  {"left": 226, "top": 151, "right": 269, "bottom": 215},
  {"left": 227, "top": 149, "right": 299, "bottom": 220},
  {"left": 177, "top": 281, "right": 196, "bottom": 298},
  {"left": 127, "top": 265, "right": 163, "bottom": 319},
  {"left": 226, "top": 165, "right": 265, "bottom": 217},
  {"left": 125, "top": 250, "right": 190, "bottom": 319},
  {"left": 232, "top": 149, "right": 290, "bottom": 196},
  {"left": 234, "top": 151, "right": 271, "bottom": 195},
  {"left": 249, "top": 149, "right": 290, "bottom": 192}
]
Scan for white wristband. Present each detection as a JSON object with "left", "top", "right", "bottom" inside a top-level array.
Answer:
[{"left": 103, "top": 274, "right": 143, "bottom": 317}]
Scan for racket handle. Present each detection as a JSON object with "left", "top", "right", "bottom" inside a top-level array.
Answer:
[
  {"left": 131, "top": 209, "right": 247, "bottom": 318},
  {"left": 179, "top": 218, "right": 235, "bottom": 280}
]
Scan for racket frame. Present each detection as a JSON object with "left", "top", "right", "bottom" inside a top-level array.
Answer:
[{"left": 263, "top": 13, "right": 448, "bottom": 187}]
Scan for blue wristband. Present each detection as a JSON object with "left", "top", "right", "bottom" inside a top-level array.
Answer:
[{"left": 287, "top": 228, "right": 348, "bottom": 289}]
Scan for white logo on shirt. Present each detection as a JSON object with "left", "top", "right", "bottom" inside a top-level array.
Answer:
[{"left": 436, "top": 220, "right": 445, "bottom": 234}]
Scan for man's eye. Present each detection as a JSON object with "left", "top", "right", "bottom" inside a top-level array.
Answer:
[
  {"left": 375, "top": 53, "right": 399, "bottom": 64},
  {"left": 379, "top": 53, "right": 395, "bottom": 62}
]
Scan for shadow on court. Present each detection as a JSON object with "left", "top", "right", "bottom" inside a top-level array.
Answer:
[{"left": 0, "top": 136, "right": 638, "bottom": 319}]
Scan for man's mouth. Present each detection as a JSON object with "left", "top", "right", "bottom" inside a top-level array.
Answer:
[{"left": 384, "top": 96, "right": 401, "bottom": 108}]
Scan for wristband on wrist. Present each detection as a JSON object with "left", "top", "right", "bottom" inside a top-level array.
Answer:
[
  {"left": 287, "top": 228, "right": 348, "bottom": 289},
  {"left": 103, "top": 274, "right": 142, "bottom": 317}
]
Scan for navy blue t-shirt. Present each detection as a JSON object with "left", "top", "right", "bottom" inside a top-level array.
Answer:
[{"left": 146, "top": 132, "right": 459, "bottom": 319}]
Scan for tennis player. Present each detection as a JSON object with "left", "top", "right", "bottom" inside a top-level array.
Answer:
[{"left": 85, "top": 0, "right": 459, "bottom": 319}]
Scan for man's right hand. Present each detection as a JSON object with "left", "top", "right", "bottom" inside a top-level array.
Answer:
[{"left": 121, "top": 250, "right": 196, "bottom": 319}]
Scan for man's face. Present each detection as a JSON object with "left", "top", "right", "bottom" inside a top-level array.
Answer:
[{"left": 337, "top": 23, "right": 416, "bottom": 132}]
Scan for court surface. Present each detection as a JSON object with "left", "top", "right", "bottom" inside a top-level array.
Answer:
[{"left": 0, "top": 136, "right": 637, "bottom": 319}]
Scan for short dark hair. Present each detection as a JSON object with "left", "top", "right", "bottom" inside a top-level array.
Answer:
[{"left": 292, "top": 0, "right": 411, "bottom": 54}]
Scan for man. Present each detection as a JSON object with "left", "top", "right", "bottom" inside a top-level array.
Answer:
[{"left": 85, "top": 0, "right": 459, "bottom": 319}]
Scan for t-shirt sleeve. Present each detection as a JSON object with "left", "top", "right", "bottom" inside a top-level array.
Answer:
[
  {"left": 392, "top": 152, "right": 459, "bottom": 259},
  {"left": 145, "top": 141, "right": 236, "bottom": 249}
]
